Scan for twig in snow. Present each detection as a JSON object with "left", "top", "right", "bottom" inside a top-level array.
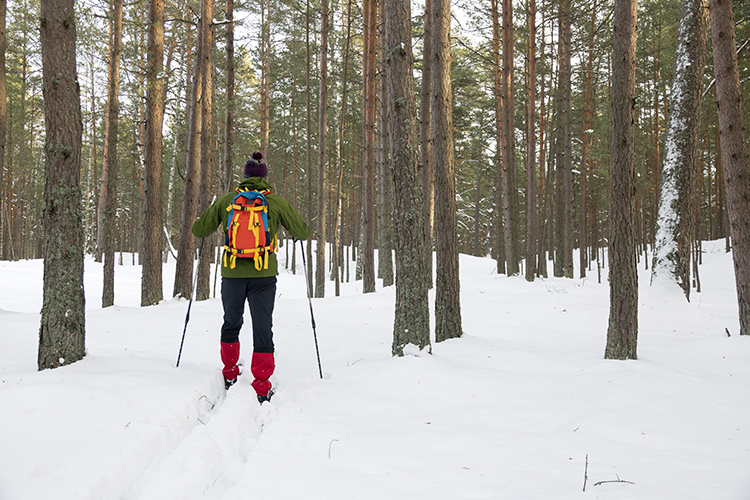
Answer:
[
  {"left": 583, "top": 454, "right": 589, "bottom": 492},
  {"left": 594, "top": 474, "right": 635, "bottom": 487},
  {"left": 328, "top": 439, "right": 339, "bottom": 458},
  {"left": 726, "top": 327, "right": 731, "bottom": 337}
]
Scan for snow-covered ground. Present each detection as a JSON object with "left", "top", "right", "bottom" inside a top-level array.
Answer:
[{"left": 1, "top": 241, "right": 748, "bottom": 500}]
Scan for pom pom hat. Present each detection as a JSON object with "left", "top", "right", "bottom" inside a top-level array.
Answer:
[{"left": 243, "top": 151, "right": 268, "bottom": 178}]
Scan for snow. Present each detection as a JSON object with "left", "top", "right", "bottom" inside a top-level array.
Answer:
[{"left": 1, "top": 242, "right": 749, "bottom": 500}]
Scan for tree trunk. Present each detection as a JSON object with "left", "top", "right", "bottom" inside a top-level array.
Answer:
[
  {"left": 502, "top": 0, "right": 519, "bottom": 275},
  {"left": 473, "top": 159, "right": 482, "bottom": 257},
  {"left": 651, "top": 0, "right": 708, "bottom": 300},
  {"left": 38, "top": 0, "right": 85, "bottom": 369},
  {"left": 361, "top": 0, "right": 376, "bottom": 293},
  {"left": 605, "top": 0, "right": 639, "bottom": 360},
  {"left": 224, "top": 0, "right": 235, "bottom": 191},
  {"left": 315, "top": 0, "right": 329, "bottom": 298},
  {"left": 101, "top": 0, "right": 123, "bottom": 308},
  {"left": 491, "top": 0, "right": 505, "bottom": 273},
  {"left": 708, "top": 0, "right": 750, "bottom": 335},
  {"left": 554, "top": 0, "right": 573, "bottom": 279},
  {"left": 173, "top": 14, "right": 202, "bottom": 299},
  {"left": 385, "top": 0, "right": 430, "bottom": 355},
  {"left": 141, "top": 0, "right": 165, "bottom": 307},
  {"left": 377, "top": 0, "right": 394, "bottom": 288},
  {"left": 196, "top": 0, "right": 215, "bottom": 301},
  {"left": 432, "top": 0, "right": 462, "bottom": 342},
  {"left": 0, "top": 0, "right": 4, "bottom": 261},
  {"left": 334, "top": 0, "right": 353, "bottom": 297},
  {"left": 260, "top": 0, "right": 270, "bottom": 159},
  {"left": 305, "top": 0, "right": 314, "bottom": 297},
  {"left": 420, "top": 0, "right": 434, "bottom": 287},
  {"left": 524, "top": 0, "right": 537, "bottom": 281},
  {"left": 579, "top": 0, "right": 597, "bottom": 279}
]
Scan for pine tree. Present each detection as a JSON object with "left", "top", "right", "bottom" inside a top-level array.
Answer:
[
  {"left": 709, "top": 0, "right": 750, "bottom": 335},
  {"left": 385, "top": 0, "right": 430, "bottom": 355},
  {"left": 38, "top": 0, "right": 85, "bottom": 369},
  {"left": 651, "top": 0, "right": 708, "bottom": 300},
  {"left": 605, "top": 0, "right": 639, "bottom": 360}
]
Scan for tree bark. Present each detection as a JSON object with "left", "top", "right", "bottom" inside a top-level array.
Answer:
[
  {"left": 224, "top": 0, "right": 235, "bottom": 191},
  {"left": 554, "top": 0, "right": 573, "bottom": 279},
  {"left": 101, "top": 0, "right": 123, "bottom": 308},
  {"left": 315, "top": 0, "right": 329, "bottom": 298},
  {"left": 605, "top": 0, "right": 639, "bottom": 360},
  {"left": 0, "top": 0, "right": 4, "bottom": 261},
  {"left": 38, "top": 0, "right": 85, "bottom": 369},
  {"left": 141, "top": 0, "right": 165, "bottom": 307},
  {"left": 173, "top": 13, "right": 202, "bottom": 300},
  {"left": 305, "top": 0, "right": 314, "bottom": 297},
  {"left": 361, "top": 0, "right": 377, "bottom": 293},
  {"left": 709, "top": 0, "right": 750, "bottom": 335},
  {"left": 385, "top": 0, "right": 430, "bottom": 355},
  {"left": 420, "top": 0, "right": 434, "bottom": 287},
  {"left": 502, "top": 0, "right": 519, "bottom": 275},
  {"left": 491, "top": 0, "right": 505, "bottom": 273},
  {"left": 525, "top": 0, "right": 537, "bottom": 281},
  {"left": 432, "top": 0, "right": 462, "bottom": 342},
  {"left": 651, "top": 0, "right": 708, "bottom": 300},
  {"left": 377, "top": 0, "right": 394, "bottom": 288},
  {"left": 196, "top": 0, "right": 215, "bottom": 301},
  {"left": 260, "top": 0, "right": 270, "bottom": 159},
  {"left": 334, "top": 0, "right": 353, "bottom": 297}
]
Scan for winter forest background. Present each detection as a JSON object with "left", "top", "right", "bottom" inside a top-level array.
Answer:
[{"left": 1, "top": 0, "right": 750, "bottom": 358}]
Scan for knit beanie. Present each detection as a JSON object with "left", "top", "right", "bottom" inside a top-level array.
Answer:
[{"left": 243, "top": 151, "right": 268, "bottom": 178}]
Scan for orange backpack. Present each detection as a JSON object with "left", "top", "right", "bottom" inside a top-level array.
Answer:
[{"left": 223, "top": 188, "right": 277, "bottom": 270}]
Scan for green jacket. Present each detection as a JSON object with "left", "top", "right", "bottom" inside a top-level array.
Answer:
[{"left": 191, "top": 177, "right": 311, "bottom": 278}]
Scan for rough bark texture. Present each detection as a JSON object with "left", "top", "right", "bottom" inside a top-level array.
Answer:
[
  {"left": 315, "top": 0, "right": 329, "bottom": 298},
  {"left": 554, "top": 0, "right": 573, "bottom": 279},
  {"left": 377, "top": 0, "right": 394, "bottom": 288},
  {"left": 361, "top": 0, "right": 376, "bottom": 294},
  {"left": 305, "top": 0, "right": 314, "bottom": 297},
  {"left": 491, "top": 0, "right": 505, "bottom": 274},
  {"left": 141, "top": 0, "right": 165, "bottom": 307},
  {"left": 196, "top": 0, "right": 215, "bottom": 302},
  {"left": 224, "top": 0, "right": 234, "bottom": 191},
  {"left": 420, "top": 0, "right": 434, "bottom": 287},
  {"left": 651, "top": 0, "right": 708, "bottom": 300},
  {"left": 605, "top": 0, "right": 639, "bottom": 360},
  {"left": 38, "top": 0, "right": 86, "bottom": 369},
  {"left": 173, "top": 16, "right": 202, "bottom": 299},
  {"left": 432, "top": 0, "right": 462, "bottom": 342},
  {"left": 525, "top": 0, "right": 537, "bottom": 282},
  {"left": 502, "top": 0, "right": 519, "bottom": 276},
  {"left": 384, "top": 0, "right": 430, "bottom": 355},
  {"left": 101, "top": 0, "right": 123, "bottom": 308},
  {"left": 709, "top": 0, "right": 750, "bottom": 335},
  {"left": 0, "top": 0, "right": 6, "bottom": 263}
]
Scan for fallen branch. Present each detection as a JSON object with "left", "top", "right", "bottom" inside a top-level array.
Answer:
[
  {"left": 594, "top": 474, "right": 635, "bottom": 487},
  {"left": 583, "top": 454, "right": 589, "bottom": 492}
]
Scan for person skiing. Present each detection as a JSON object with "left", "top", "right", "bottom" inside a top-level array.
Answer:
[{"left": 191, "top": 151, "right": 311, "bottom": 403}]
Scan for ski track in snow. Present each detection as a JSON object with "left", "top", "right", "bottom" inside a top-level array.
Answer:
[{"left": 127, "top": 379, "right": 273, "bottom": 500}]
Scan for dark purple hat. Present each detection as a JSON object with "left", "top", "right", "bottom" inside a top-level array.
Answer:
[{"left": 244, "top": 151, "right": 268, "bottom": 178}]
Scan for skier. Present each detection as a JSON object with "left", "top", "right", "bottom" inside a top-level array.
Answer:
[{"left": 192, "top": 152, "right": 311, "bottom": 403}]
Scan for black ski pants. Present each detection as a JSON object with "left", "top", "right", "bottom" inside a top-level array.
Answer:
[{"left": 220, "top": 276, "right": 277, "bottom": 353}]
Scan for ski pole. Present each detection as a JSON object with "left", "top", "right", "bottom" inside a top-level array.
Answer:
[
  {"left": 298, "top": 238, "right": 323, "bottom": 379},
  {"left": 176, "top": 237, "right": 205, "bottom": 368}
]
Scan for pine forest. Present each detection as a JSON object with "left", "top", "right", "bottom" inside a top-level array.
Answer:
[{"left": 2, "top": 0, "right": 750, "bottom": 358}]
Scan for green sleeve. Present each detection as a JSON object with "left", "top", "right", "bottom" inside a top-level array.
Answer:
[
  {"left": 191, "top": 197, "right": 227, "bottom": 238},
  {"left": 271, "top": 195, "right": 311, "bottom": 241}
]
